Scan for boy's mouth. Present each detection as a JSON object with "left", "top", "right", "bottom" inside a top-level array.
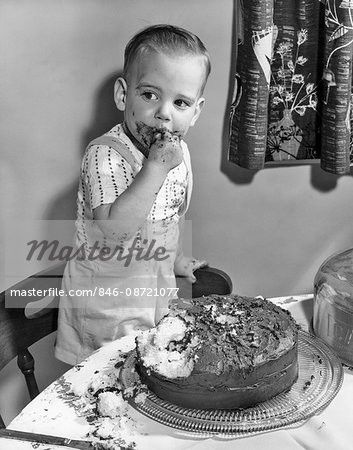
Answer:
[{"left": 136, "top": 122, "right": 182, "bottom": 148}]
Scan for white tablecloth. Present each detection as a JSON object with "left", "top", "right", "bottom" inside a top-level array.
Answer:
[{"left": 1, "top": 297, "right": 353, "bottom": 450}]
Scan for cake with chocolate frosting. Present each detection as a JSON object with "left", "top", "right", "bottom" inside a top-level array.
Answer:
[{"left": 136, "top": 294, "right": 298, "bottom": 410}]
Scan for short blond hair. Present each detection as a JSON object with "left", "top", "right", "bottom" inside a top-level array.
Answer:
[{"left": 123, "top": 24, "right": 211, "bottom": 93}]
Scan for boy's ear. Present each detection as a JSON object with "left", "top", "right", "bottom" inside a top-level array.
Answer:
[
  {"left": 190, "top": 97, "right": 205, "bottom": 127},
  {"left": 114, "top": 77, "right": 128, "bottom": 111}
]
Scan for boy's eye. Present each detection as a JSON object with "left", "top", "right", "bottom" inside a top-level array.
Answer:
[
  {"left": 141, "top": 91, "right": 158, "bottom": 101},
  {"left": 174, "top": 99, "right": 190, "bottom": 108}
]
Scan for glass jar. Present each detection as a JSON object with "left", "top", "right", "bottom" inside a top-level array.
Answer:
[{"left": 313, "top": 248, "right": 353, "bottom": 366}]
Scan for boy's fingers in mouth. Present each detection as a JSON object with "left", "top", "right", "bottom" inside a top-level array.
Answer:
[
  {"left": 151, "top": 129, "right": 181, "bottom": 146},
  {"left": 136, "top": 122, "right": 182, "bottom": 146}
]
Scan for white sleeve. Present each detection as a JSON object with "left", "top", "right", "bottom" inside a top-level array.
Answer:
[{"left": 83, "top": 145, "right": 134, "bottom": 210}]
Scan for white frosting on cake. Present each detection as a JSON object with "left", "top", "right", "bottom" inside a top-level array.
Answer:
[{"left": 137, "top": 316, "right": 200, "bottom": 379}]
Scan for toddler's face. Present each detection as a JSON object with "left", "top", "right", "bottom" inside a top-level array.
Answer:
[{"left": 116, "top": 50, "right": 206, "bottom": 149}]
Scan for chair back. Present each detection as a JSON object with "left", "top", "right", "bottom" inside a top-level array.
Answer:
[
  {"left": 177, "top": 266, "right": 233, "bottom": 299},
  {"left": 0, "top": 263, "right": 66, "bottom": 427}
]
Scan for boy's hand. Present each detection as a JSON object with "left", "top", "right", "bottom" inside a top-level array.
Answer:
[
  {"left": 147, "top": 129, "right": 183, "bottom": 173},
  {"left": 174, "top": 255, "right": 208, "bottom": 283}
]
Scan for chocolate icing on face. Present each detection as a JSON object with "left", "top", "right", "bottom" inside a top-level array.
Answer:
[{"left": 135, "top": 121, "right": 182, "bottom": 148}]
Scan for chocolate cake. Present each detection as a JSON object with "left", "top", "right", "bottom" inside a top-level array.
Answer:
[{"left": 136, "top": 294, "right": 298, "bottom": 410}]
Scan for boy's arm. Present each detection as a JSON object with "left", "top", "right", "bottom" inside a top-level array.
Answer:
[
  {"left": 174, "top": 215, "right": 208, "bottom": 283},
  {"left": 94, "top": 131, "right": 182, "bottom": 241},
  {"left": 94, "top": 161, "right": 166, "bottom": 240}
]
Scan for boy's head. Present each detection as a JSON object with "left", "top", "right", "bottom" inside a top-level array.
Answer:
[
  {"left": 114, "top": 24, "right": 211, "bottom": 148},
  {"left": 123, "top": 24, "right": 211, "bottom": 95}
]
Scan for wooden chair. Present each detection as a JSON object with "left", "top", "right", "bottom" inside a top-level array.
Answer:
[
  {"left": 0, "top": 263, "right": 65, "bottom": 427},
  {"left": 0, "top": 263, "right": 232, "bottom": 427}
]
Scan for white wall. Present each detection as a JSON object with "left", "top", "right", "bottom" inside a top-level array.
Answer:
[{"left": 1, "top": 0, "right": 353, "bottom": 424}]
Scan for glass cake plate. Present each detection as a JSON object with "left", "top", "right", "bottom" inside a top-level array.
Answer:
[{"left": 120, "top": 331, "right": 343, "bottom": 437}]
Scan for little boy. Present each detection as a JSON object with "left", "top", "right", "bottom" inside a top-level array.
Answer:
[{"left": 55, "top": 24, "right": 211, "bottom": 365}]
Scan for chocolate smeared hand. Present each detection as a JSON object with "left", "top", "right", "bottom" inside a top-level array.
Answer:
[
  {"left": 137, "top": 122, "right": 183, "bottom": 171},
  {"left": 136, "top": 122, "right": 182, "bottom": 148}
]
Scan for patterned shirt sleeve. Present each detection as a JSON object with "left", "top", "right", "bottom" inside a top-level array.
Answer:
[{"left": 83, "top": 145, "right": 134, "bottom": 211}]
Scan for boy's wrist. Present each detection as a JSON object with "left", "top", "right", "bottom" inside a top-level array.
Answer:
[{"left": 143, "top": 158, "right": 170, "bottom": 178}]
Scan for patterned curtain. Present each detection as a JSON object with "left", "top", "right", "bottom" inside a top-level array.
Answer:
[{"left": 228, "top": 0, "right": 353, "bottom": 174}]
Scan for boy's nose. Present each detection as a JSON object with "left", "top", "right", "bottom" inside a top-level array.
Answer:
[{"left": 155, "top": 103, "right": 171, "bottom": 122}]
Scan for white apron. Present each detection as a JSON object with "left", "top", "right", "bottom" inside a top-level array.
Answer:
[{"left": 55, "top": 124, "right": 192, "bottom": 365}]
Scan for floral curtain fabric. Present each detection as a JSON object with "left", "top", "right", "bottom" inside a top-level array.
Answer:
[{"left": 228, "top": 0, "right": 353, "bottom": 174}]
